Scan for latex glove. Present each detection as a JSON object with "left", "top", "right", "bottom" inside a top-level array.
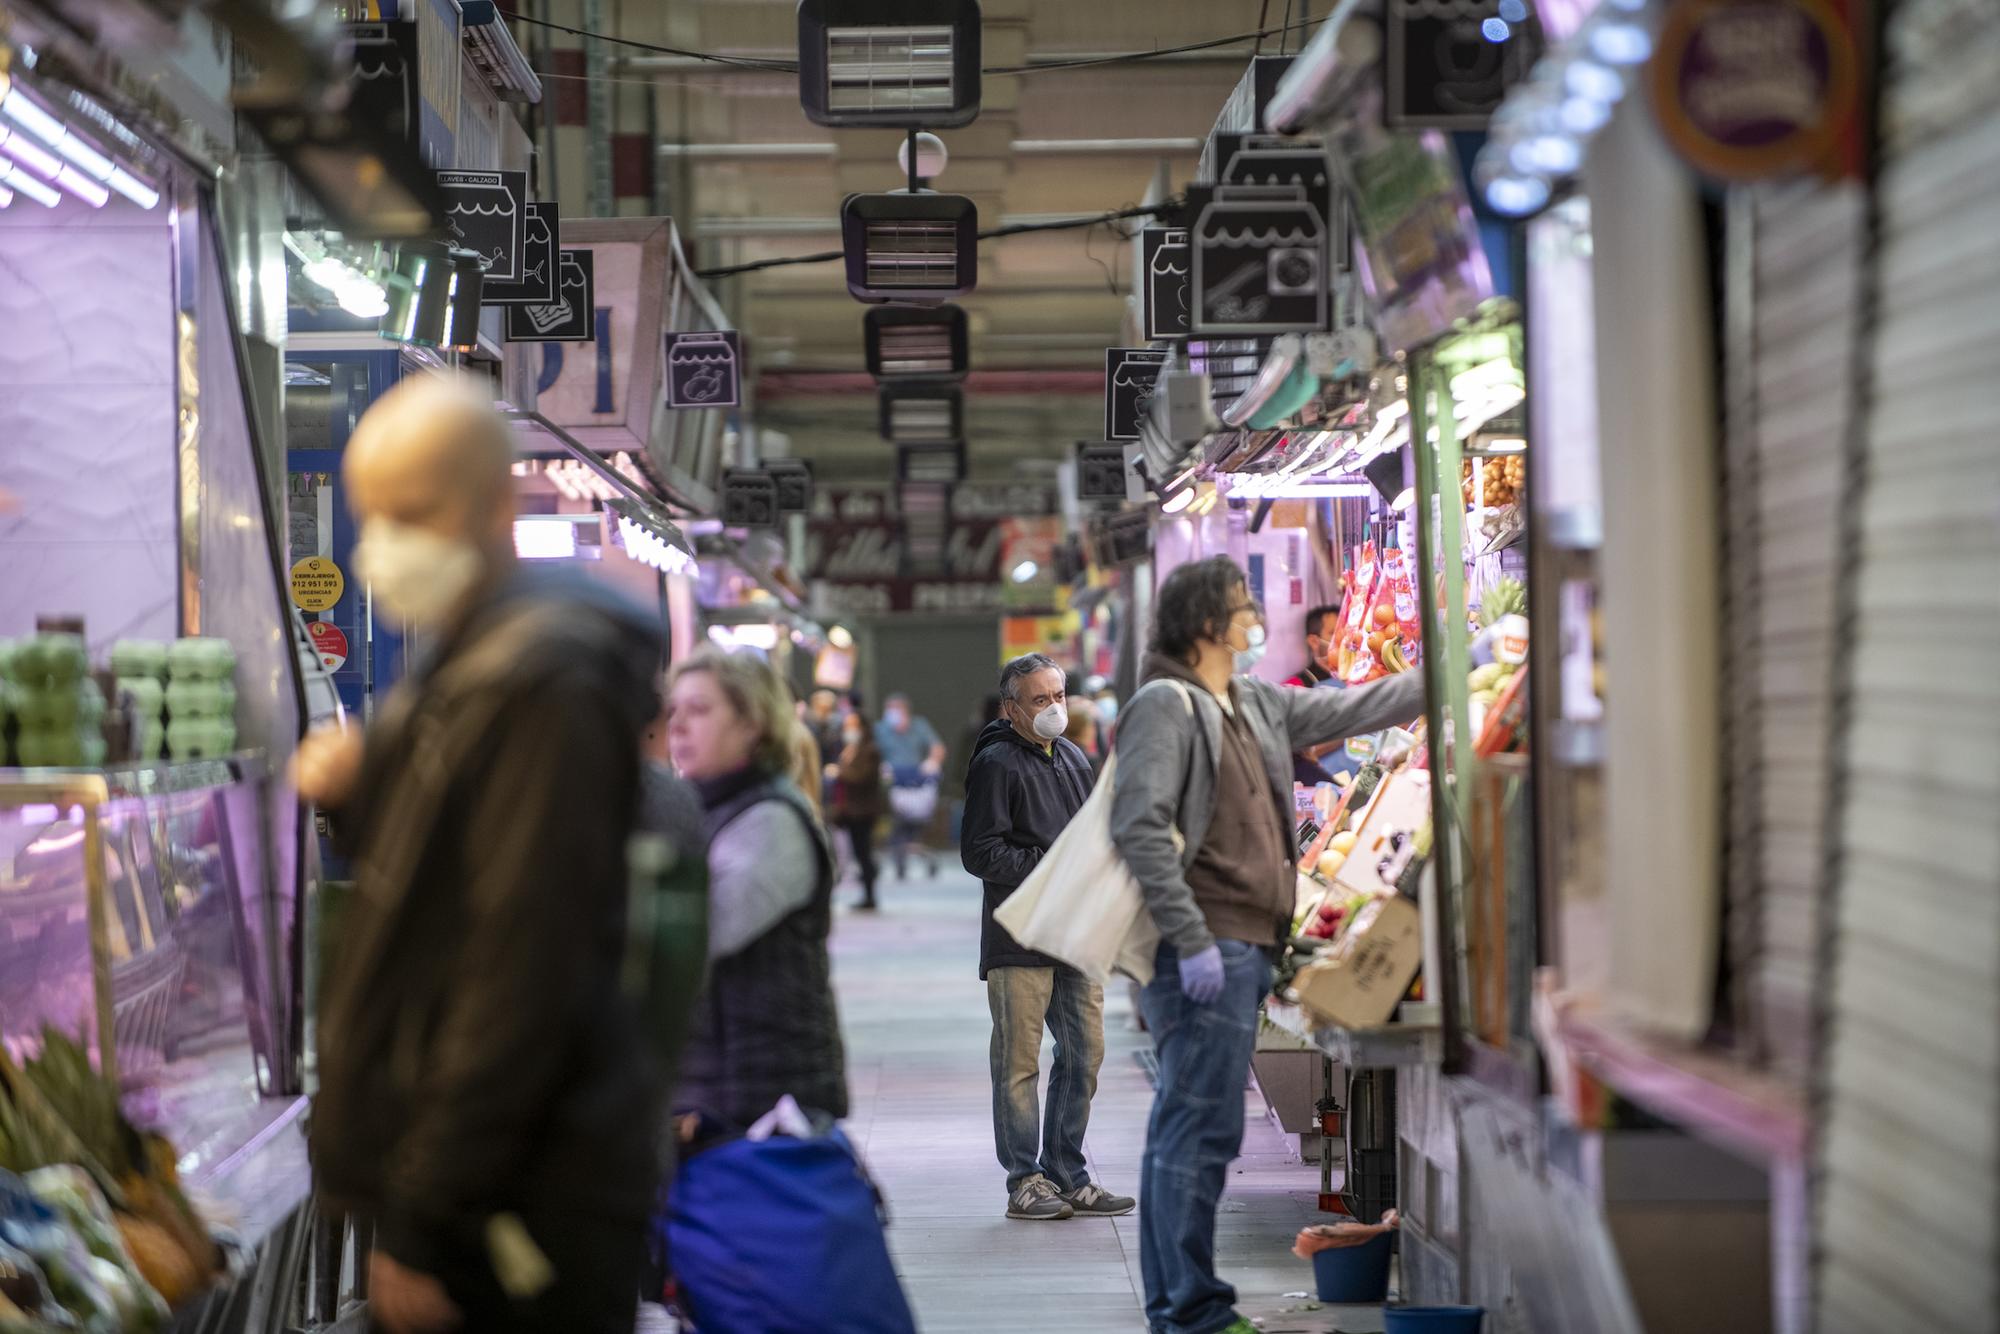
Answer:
[{"left": 1178, "top": 945, "right": 1226, "bottom": 1005}]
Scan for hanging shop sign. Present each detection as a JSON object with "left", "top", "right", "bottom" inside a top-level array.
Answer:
[
  {"left": 1105, "top": 349, "right": 1173, "bottom": 441},
  {"left": 307, "top": 621, "right": 350, "bottom": 673},
  {"left": 348, "top": 23, "right": 420, "bottom": 143},
  {"left": 1384, "top": 0, "right": 1534, "bottom": 130},
  {"left": 1217, "top": 135, "right": 1346, "bottom": 276},
  {"left": 722, "top": 470, "right": 781, "bottom": 529},
  {"left": 289, "top": 557, "right": 345, "bottom": 612},
  {"left": 664, "top": 331, "right": 743, "bottom": 409},
  {"left": 1187, "top": 185, "right": 1332, "bottom": 335},
  {"left": 438, "top": 169, "right": 528, "bottom": 282},
  {"left": 484, "top": 202, "right": 558, "bottom": 306},
  {"left": 766, "top": 459, "right": 814, "bottom": 514},
  {"left": 1076, "top": 442, "right": 1132, "bottom": 502},
  {"left": 1142, "top": 227, "right": 1192, "bottom": 342},
  {"left": 807, "top": 485, "right": 1056, "bottom": 614},
  {"left": 1651, "top": 0, "right": 1863, "bottom": 181},
  {"left": 505, "top": 249, "right": 593, "bottom": 342}
]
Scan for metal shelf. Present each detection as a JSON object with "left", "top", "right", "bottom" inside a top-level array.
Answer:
[{"left": 1265, "top": 1000, "right": 1444, "bottom": 1069}]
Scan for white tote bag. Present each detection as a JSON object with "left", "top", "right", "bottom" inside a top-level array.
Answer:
[{"left": 992, "top": 682, "right": 1191, "bottom": 986}]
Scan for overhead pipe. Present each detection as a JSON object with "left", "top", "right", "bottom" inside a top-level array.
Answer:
[
  {"left": 619, "top": 49, "right": 1263, "bottom": 74},
  {"left": 656, "top": 137, "right": 1199, "bottom": 161}
]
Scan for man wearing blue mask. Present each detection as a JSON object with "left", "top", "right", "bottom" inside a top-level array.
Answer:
[{"left": 1110, "top": 555, "right": 1423, "bottom": 1334}]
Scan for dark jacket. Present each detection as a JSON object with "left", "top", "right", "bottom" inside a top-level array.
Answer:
[
  {"left": 829, "top": 735, "right": 886, "bottom": 824},
  {"left": 677, "top": 773, "right": 849, "bottom": 1127},
  {"left": 313, "top": 568, "right": 664, "bottom": 1273},
  {"left": 1110, "top": 653, "right": 1424, "bottom": 957},
  {"left": 960, "top": 719, "right": 1096, "bottom": 978}
]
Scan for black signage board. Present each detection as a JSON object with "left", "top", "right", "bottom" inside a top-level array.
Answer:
[
  {"left": 1385, "top": 0, "right": 1533, "bottom": 129},
  {"left": 438, "top": 169, "right": 528, "bottom": 282},
  {"left": 664, "top": 330, "right": 743, "bottom": 409},
  {"left": 1105, "top": 348, "right": 1173, "bottom": 441},
  {"left": 722, "top": 469, "right": 781, "bottom": 529},
  {"left": 1076, "top": 442, "right": 1131, "bottom": 502},
  {"left": 1142, "top": 227, "right": 1192, "bottom": 342},
  {"left": 1186, "top": 182, "right": 1331, "bottom": 336},
  {"left": 483, "top": 202, "right": 558, "bottom": 306},
  {"left": 1216, "top": 134, "right": 1346, "bottom": 277},
  {"left": 766, "top": 459, "right": 814, "bottom": 514},
  {"left": 504, "top": 249, "right": 593, "bottom": 342}
]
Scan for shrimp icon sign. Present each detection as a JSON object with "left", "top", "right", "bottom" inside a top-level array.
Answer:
[
  {"left": 664, "top": 331, "right": 743, "bottom": 409},
  {"left": 437, "top": 170, "right": 528, "bottom": 283}
]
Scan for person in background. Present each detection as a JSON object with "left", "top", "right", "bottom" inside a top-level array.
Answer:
[
  {"left": 1285, "top": 604, "right": 1342, "bottom": 689},
  {"left": 961, "top": 654, "right": 1135, "bottom": 1224},
  {"left": 828, "top": 709, "right": 887, "bottom": 910},
  {"left": 1062, "top": 675, "right": 1105, "bottom": 780},
  {"left": 666, "top": 647, "right": 848, "bottom": 1130},
  {"left": 876, "top": 692, "right": 947, "bottom": 879},
  {"left": 298, "top": 374, "right": 662, "bottom": 1334},
  {"left": 1110, "top": 556, "right": 1423, "bottom": 1334},
  {"left": 805, "top": 688, "right": 846, "bottom": 767}
]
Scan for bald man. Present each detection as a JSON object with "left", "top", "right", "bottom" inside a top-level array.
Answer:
[{"left": 300, "top": 374, "right": 668, "bottom": 1334}]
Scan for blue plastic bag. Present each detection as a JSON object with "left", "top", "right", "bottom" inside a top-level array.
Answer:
[{"left": 664, "top": 1127, "right": 917, "bottom": 1334}]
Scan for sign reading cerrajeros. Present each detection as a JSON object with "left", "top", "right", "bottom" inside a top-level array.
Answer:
[{"left": 1651, "top": 0, "right": 1862, "bottom": 181}]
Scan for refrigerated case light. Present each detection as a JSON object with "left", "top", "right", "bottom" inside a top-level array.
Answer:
[
  {"left": 513, "top": 517, "right": 579, "bottom": 560},
  {"left": 0, "top": 156, "right": 59, "bottom": 207},
  {"left": 0, "top": 74, "right": 157, "bottom": 208}
]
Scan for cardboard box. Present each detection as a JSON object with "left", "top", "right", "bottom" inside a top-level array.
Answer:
[
  {"left": 1290, "top": 895, "right": 1423, "bottom": 1030},
  {"left": 1333, "top": 769, "right": 1432, "bottom": 898}
]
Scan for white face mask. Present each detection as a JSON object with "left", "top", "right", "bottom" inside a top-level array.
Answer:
[
  {"left": 1233, "top": 623, "right": 1268, "bottom": 674},
  {"left": 1031, "top": 703, "right": 1069, "bottom": 741},
  {"left": 353, "top": 518, "right": 485, "bottom": 628}
]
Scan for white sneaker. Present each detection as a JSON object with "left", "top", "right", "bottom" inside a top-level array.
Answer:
[{"left": 1006, "top": 1174, "right": 1076, "bottom": 1221}]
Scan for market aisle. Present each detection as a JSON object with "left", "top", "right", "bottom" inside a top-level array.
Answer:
[{"left": 831, "top": 862, "right": 1374, "bottom": 1334}]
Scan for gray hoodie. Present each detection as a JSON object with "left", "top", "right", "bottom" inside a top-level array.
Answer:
[{"left": 1108, "top": 653, "right": 1425, "bottom": 957}]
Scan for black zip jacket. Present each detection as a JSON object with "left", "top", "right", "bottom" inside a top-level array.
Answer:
[
  {"left": 312, "top": 567, "right": 665, "bottom": 1275},
  {"left": 960, "top": 719, "right": 1096, "bottom": 979}
]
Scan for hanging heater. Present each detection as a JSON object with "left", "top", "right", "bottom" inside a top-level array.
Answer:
[
  {"left": 842, "top": 192, "right": 979, "bottom": 303},
  {"left": 798, "top": 1, "right": 983, "bottom": 129},
  {"left": 879, "top": 380, "right": 965, "bottom": 444},
  {"left": 866, "top": 304, "right": 969, "bottom": 378}
]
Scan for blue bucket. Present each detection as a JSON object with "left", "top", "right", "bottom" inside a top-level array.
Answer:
[
  {"left": 1383, "top": 1305, "right": 1485, "bottom": 1334},
  {"left": 1310, "top": 1231, "right": 1393, "bottom": 1303}
]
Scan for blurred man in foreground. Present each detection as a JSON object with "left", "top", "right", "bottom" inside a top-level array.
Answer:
[{"left": 297, "top": 374, "right": 665, "bottom": 1334}]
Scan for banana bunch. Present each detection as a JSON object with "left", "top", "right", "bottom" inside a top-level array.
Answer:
[
  {"left": 1478, "top": 577, "right": 1526, "bottom": 629},
  {"left": 1380, "top": 637, "right": 1413, "bottom": 673}
]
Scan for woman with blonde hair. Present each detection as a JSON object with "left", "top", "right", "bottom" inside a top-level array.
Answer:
[{"left": 665, "top": 646, "right": 848, "bottom": 1128}]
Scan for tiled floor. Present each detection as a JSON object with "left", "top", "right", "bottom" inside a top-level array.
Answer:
[{"left": 831, "top": 861, "right": 1387, "bottom": 1334}]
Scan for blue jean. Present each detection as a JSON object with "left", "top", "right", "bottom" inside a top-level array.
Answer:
[
  {"left": 1137, "top": 939, "right": 1273, "bottom": 1334},
  {"left": 988, "top": 965, "right": 1105, "bottom": 1194}
]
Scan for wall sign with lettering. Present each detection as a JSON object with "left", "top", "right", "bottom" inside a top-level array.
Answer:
[{"left": 438, "top": 169, "right": 527, "bottom": 282}]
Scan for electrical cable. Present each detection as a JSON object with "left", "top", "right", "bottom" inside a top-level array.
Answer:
[
  {"left": 694, "top": 199, "right": 1175, "bottom": 279},
  {"left": 501, "top": 9, "right": 1326, "bottom": 76},
  {"left": 1256, "top": 0, "right": 1273, "bottom": 55}
]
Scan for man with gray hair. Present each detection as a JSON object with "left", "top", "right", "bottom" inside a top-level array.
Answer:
[{"left": 961, "top": 654, "right": 1135, "bottom": 1222}]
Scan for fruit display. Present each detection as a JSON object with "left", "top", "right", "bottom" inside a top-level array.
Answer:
[
  {"left": 1461, "top": 455, "right": 1525, "bottom": 508},
  {"left": 0, "top": 1030, "right": 222, "bottom": 1328},
  {"left": 111, "top": 641, "right": 170, "bottom": 764}
]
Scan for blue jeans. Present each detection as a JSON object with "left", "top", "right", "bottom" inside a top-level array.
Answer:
[
  {"left": 988, "top": 966, "right": 1105, "bottom": 1194},
  {"left": 1137, "top": 939, "right": 1273, "bottom": 1334}
]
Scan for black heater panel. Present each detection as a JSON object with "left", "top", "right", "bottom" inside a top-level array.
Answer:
[
  {"left": 798, "top": 0, "right": 983, "bottom": 129},
  {"left": 842, "top": 192, "right": 979, "bottom": 303},
  {"left": 866, "top": 304, "right": 969, "bottom": 378}
]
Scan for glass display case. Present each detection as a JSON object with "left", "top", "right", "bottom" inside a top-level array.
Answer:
[{"left": 0, "top": 754, "right": 307, "bottom": 1233}]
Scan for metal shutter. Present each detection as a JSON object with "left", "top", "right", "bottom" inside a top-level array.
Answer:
[
  {"left": 1724, "top": 179, "right": 1865, "bottom": 1084},
  {"left": 1814, "top": 0, "right": 2000, "bottom": 1328}
]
